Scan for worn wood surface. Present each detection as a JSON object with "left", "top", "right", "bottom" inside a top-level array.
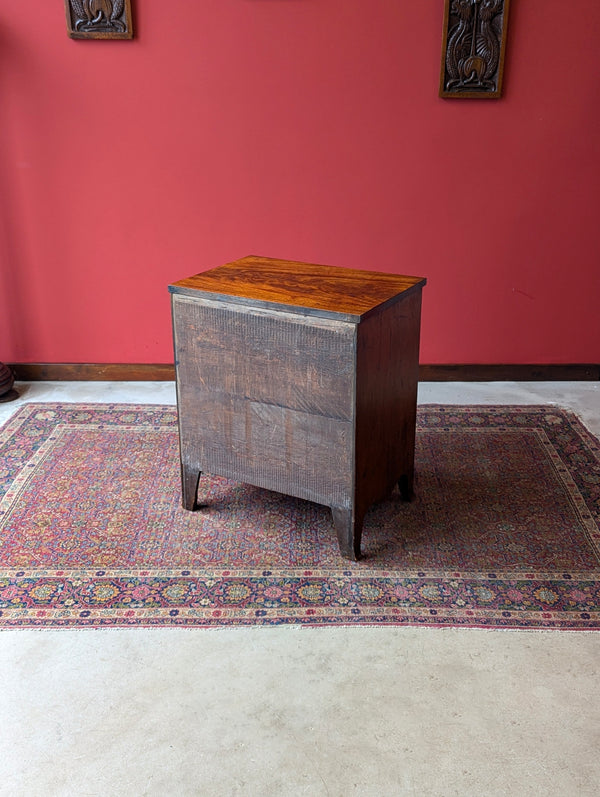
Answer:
[
  {"left": 172, "top": 296, "right": 355, "bottom": 420},
  {"left": 172, "top": 296, "right": 354, "bottom": 509}
]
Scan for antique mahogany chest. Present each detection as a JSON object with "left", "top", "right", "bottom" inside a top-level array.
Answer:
[{"left": 169, "top": 256, "right": 426, "bottom": 560}]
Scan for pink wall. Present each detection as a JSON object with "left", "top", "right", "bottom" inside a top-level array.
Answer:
[{"left": 1, "top": 1, "right": 599, "bottom": 365}]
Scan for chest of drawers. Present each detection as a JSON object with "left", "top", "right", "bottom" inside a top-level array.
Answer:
[{"left": 169, "top": 256, "right": 426, "bottom": 560}]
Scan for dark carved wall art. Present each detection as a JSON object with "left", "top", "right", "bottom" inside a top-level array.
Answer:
[
  {"left": 440, "top": 0, "right": 510, "bottom": 98},
  {"left": 65, "top": 0, "right": 134, "bottom": 40}
]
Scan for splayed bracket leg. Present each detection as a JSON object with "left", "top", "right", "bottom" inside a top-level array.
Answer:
[
  {"left": 331, "top": 506, "right": 364, "bottom": 561},
  {"left": 181, "top": 464, "right": 202, "bottom": 511}
]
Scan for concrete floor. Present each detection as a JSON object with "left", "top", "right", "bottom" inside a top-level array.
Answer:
[{"left": 1, "top": 381, "right": 599, "bottom": 797}]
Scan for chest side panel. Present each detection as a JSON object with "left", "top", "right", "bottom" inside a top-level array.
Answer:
[{"left": 354, "top": 289, "right": 424, "bottom": 507}]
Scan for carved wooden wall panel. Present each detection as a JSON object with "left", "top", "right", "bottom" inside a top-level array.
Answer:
[
  {"left": 440, "top": 0, "right": 510, "bottom": 98},
  {"left": 65, "top": 0, "right": 134, "bottom": 40}
]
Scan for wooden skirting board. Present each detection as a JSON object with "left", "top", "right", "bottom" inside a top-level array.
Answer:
[
  {"left": 419, "top": 364, "right": 600, "bottom": 381},
  {"left": 8, "top": 363, "right": 600, "bottom": 382}
]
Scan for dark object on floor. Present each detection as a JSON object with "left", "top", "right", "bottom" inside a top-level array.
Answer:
[{"left": 0, "top": 362, "right": 18, "bottom": 402}]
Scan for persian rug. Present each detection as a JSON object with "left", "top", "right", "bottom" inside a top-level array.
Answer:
[{"left": 1, "top": 403, "right": 599, "bottom": 630}]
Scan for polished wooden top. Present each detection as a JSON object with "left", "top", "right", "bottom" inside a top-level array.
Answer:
[{"left": 169, "top": 256, "right": 426, "bottom": 322}]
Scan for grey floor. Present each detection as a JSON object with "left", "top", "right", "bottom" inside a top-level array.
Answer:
[{"left": 1, "top": 381, "right": 599, "bottom": 797}]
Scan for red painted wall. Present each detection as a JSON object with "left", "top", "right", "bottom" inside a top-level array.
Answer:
[{"left": 1, "top": 1, "right": 599, "bottom": 365}]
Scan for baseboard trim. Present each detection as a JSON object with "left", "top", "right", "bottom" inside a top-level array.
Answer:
[
  {"left": 9, "top": 363, "right": 177, "bottom": 381},
  {"left": 8, "top": 363, "right": 600, "bottom": 382},
  {"left": 419, "top": 364, "right": 600, "bottom": 382}
]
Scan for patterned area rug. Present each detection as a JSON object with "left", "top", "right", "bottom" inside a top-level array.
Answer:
[{"left": 1, "top": 403, "right": 599, "bottom": 629}]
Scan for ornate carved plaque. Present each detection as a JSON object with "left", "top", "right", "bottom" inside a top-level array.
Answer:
[
  {"left": 439, "top": 0, "right": 510, "bottom": 98},
  {"left": 65, "top": 0, "right": 134, "bottom": 40}
]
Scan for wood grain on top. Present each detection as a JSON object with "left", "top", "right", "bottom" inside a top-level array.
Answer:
[{"left": 169, "top": 256, "right": 426, "bottom": 321}]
